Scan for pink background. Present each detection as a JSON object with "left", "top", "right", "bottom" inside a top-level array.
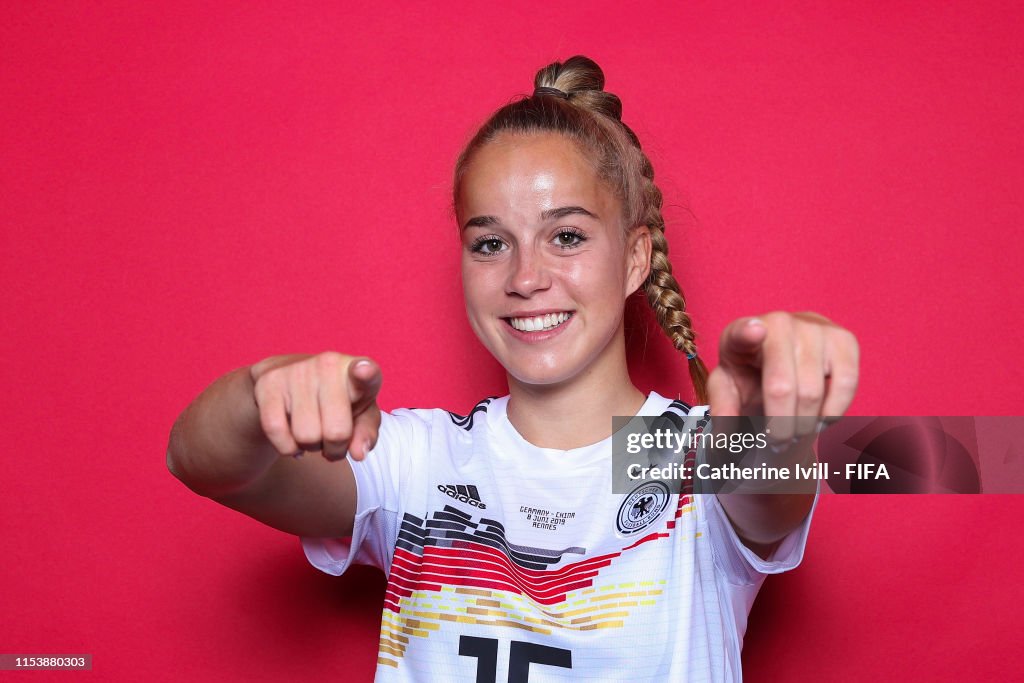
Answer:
[{"left": 3, "top": 1, "right": 1022, "bottom": 680}]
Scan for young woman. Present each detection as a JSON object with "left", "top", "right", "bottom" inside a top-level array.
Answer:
[{"left": 168, "top": 55, "right": 858, "bottom": 682}]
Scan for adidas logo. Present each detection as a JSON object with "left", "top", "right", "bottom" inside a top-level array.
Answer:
[{"left": 438, "top": 484, "right": 487, "bottom": 509}]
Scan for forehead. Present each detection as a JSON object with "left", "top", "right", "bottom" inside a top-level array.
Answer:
[{"left": 458, "top": 132, "right": 621, "bottom": 226}]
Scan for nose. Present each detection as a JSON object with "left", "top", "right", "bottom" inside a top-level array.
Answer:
[{"left": 505, "top": 244, "right": 551, "bottom": 297}]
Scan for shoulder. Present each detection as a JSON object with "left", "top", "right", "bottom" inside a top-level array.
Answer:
[
  {"left": 645, "top": 392, "right": 710, "bottom": 420},
  {"left": 443, "top": 395, "right": 502, "bottom": 431},
  {"left": 381, "top": 395, "right": 505, "bottom": 439},
  {"left": 369, "top": 396, "right": 505, "bottom": 471}
]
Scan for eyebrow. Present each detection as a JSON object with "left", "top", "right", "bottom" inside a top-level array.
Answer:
[{"left": 461, "top": 205, "right": 599, "bottom": 231}]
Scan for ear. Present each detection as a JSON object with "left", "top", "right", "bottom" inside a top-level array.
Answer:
[{"left": 624, "top": 224, "right": 653, "bottom": 296}]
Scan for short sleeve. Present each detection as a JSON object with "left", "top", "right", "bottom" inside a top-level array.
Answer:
[
  {"left": 300, "top": 408, "right": 427, "bottom": 576},
  {"left": 702, "top": 481, "right": 819, "bottom": 586}
]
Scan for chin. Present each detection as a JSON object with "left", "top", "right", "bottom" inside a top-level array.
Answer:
[
  {"left": 502, "top": 358, "right": 584, "bottom": 388},
  {"left": 507, "top": 370, "right": 565, "bottom": 387}
]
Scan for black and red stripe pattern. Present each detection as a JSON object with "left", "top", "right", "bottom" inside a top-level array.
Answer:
[{"left": 385, "top": 501, "right": 687, "bottom": 612}]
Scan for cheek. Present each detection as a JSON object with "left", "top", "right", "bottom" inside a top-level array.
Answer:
[
  {"left": 565, "top": 250, "right": 628, "bottom": 303},
  {"left": 461, "top": 281, "right": 490, "bottom": 347},
  {"left": 461, "top": 262, "right": 501, "bottom": 316}
]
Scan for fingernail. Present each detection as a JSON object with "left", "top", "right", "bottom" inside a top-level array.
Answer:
[
  {"left": 747, "top": 318, "right": 764, "bottom": 327},
  {"left": 354, "top": 359, "right": 372, "bottom": 369}
]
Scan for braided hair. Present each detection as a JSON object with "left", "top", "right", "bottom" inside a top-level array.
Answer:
[{"left": 453, "top": 55, "right": 709, "bottom": 404}]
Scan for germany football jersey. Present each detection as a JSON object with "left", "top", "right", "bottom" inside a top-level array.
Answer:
[{"left": 302, "top": 392, "right": 815, "bottom": 682}]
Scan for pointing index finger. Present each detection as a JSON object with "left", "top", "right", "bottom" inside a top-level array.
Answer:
[
  {"left": 718, "top": 317, "right": 768, "bottom": 368},
  {"left": 348, "top": 358, "right": 383, "bottom": 414}
]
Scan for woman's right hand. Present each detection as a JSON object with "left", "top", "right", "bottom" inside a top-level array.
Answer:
[{"left": 249, "top": 352, "right": 383, "bottom": 462}]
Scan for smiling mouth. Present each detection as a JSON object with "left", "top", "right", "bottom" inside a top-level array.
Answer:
[{"left": 505, "top": 312, "right": 573, "bottom": 333}]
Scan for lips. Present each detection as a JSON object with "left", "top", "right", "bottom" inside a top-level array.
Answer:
[
  {"left": 506, "top": 311, "right": 572, "bottom": 332},
  {"left": 499, "top": 310, "right": 576, "bottom": 343}
]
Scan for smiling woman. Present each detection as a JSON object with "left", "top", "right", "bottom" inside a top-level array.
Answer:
[
  {"left": 458, "top": 132, "right": 653, "bottom": 397},
  {"left": 168, "top": 55, "right": 858, "bottom": 682}
]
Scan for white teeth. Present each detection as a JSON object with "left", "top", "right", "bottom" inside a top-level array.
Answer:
[{"left": 509, "top": 313, "right": 571, "bottom": 332}]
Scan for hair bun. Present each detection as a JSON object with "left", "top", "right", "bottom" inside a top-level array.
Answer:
[{"left": 533, "top": 55, "right": 623, "bottom": 122}]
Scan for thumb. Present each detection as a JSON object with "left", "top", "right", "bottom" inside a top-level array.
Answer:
[
  {"left": 718, "top": 317, "right": 767, "bottom": 369},
  {"left": 347, "top": 357, "right": 383, "bottom": 415}
]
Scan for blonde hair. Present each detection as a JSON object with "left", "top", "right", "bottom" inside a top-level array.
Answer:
[{"left": 453, "top": 55, "right": 709, "bottom": 404}]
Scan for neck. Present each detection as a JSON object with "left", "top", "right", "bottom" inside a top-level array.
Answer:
[{"left": 505, "top": 328, "right": 645, "bottom": 450}]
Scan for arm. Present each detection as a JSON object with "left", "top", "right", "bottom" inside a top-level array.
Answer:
[
  {"left": 166, "top": 353, "right": 382, "bottom": 539},
  {"left": 712, "top": 469, "right": 817, "bottom": 557},
  {"left": 707, "top": 312, "right": 859, "bottom": 556}
]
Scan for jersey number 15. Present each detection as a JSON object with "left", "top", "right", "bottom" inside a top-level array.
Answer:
[{"left": 459, "top": 635, "right": 572, "bottom": 682}]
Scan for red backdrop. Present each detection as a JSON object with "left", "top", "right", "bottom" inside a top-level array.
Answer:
[{"left": 3, "top": 1, "right": 1022, "bottom": 680}]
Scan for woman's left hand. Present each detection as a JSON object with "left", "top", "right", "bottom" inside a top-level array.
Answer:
[{"left": 707, "top": 312, "right": 860, "bottom": 441}]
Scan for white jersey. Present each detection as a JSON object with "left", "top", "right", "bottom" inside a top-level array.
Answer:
[{"left": 302, "top": 392, "right": 815, "bottom": 682}]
